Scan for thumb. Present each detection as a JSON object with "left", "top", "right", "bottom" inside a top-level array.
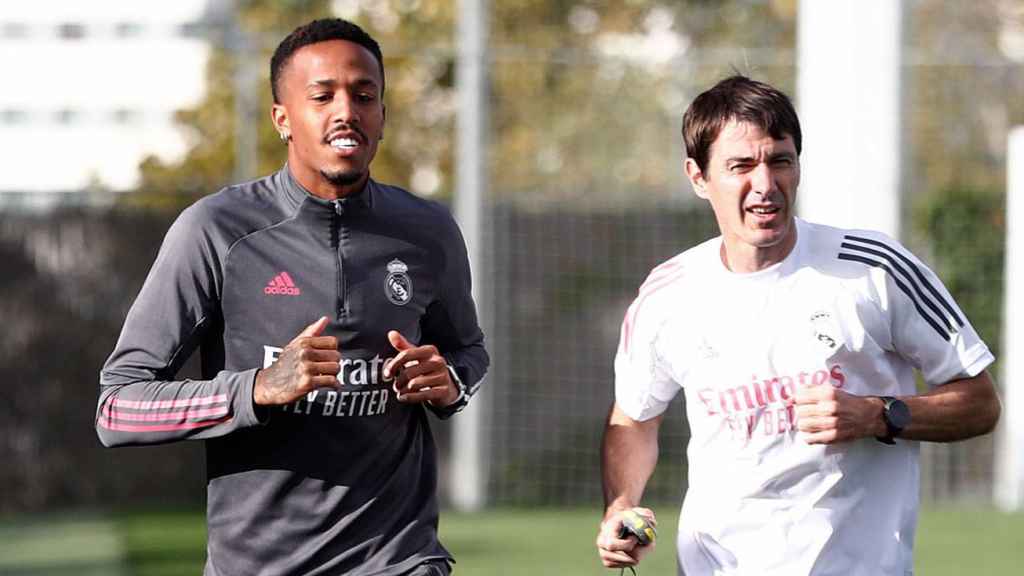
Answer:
[
  {"left": 294, "top": 316, "right": 329, "bottom": 341},
  {"left": 387, "top": 330, "right": 413, "bottom": 351}
]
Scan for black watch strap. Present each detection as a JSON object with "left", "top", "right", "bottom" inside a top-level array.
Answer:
[{"left": 876, "top": 396, "right": 909, "bottom": 445}]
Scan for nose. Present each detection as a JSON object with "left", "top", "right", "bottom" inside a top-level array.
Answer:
[
  {"left": 331, "top": 94, "right": 360, "bottom": 125},
  {"left": 750, "top": 162, "right": 775, "bottom": 196}
]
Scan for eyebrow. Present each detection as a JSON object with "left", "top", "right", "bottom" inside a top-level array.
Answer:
[
  {"left": 306, "top": 77, "right": 381, "bottom": 91},
  {"left": 726, "top": 151, "right": 796, "bottom": 164}
]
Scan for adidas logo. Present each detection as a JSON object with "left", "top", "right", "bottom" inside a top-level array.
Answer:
[{"left": 264, "top": 271, "right": 302, "bottom": 296}]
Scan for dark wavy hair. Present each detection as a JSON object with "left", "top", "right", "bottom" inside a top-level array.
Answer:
[
  {"left": 270, "top": 18, "right": 384, "bottom": 104},
  {"left": 682, "top": 75, "right": 802, "bottom": 173}
]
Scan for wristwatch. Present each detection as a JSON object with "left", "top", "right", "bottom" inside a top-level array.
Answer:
[
  {"left": 876, "top": 396, "right": 910, "bottom": 445},
  {"left": 427, "top": 364, "right": 470, "bottom": 419}
]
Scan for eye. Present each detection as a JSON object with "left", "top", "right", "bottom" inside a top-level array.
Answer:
[
  {"left": 356, "top": 92, "right": 377, "bottom": 103},
  {"left": 311, "top": 93, "right": 332, "bottom": 103}
]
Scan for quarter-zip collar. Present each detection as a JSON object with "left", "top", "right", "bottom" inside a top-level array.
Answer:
[{"left": 278, "top": 163, "right": 375, "bottom": 215}]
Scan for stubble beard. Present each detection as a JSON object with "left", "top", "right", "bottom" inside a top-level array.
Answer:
[{"left": 320, "top": 168, "right": 365, "bottom": 188}]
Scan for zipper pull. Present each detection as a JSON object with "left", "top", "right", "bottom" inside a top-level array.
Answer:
[{"left": 333, "top": 199, "right": 345, "bottom": 216}]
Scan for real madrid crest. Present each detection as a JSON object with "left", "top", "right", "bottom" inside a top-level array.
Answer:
[
  {"left": 385, "top": 259, "right": 413, "bottom": 306},
  {"left": 809, "top": 310, "right": 843, "bottom": 353}
]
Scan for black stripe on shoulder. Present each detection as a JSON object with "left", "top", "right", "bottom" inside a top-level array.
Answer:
[
  {"left": 844, "top": 235, "right": 965, "bottom": 327},
  {"left": 837, "top": 252, "right": 952, "bottom": 342},
  {"left": 839, "top": 241, "right": 954, "bottom": 334}
]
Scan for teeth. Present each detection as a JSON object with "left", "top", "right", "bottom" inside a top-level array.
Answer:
[
  {"left": 330, "top": 138, "right": 358, "bottom": 149},
  {"left": 749, "top": 207, "right": 778, "bottom": 214}
]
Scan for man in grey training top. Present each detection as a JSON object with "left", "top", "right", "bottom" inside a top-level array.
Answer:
[{"left": 97, "top": 18, "right": 488, "bottom": 576}]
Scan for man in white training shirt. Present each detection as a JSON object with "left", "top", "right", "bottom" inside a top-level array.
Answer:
[{"left": 595, "top": 75, "right": 1001, "bottom": 576}]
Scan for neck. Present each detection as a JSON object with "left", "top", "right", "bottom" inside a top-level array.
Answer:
[
  {"left": 720, "top": 228, "right": 798, "bottom": 274},
  {"left": 287, "top": 162, "right": 368, "bottom": 200}
]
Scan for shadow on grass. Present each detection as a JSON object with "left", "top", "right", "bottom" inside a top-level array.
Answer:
[
  {"left": 111, "top": 508, "right": 208, "bottom": 576},
  {"left": 121, "top": 545, "right": 205, "bottom": 573}
]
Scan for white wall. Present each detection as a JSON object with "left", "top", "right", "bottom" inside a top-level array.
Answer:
[{"left": 0, "top": 1, "right": 210, "bottom": 192}]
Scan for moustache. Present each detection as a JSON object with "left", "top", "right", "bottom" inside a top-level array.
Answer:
[{"left": 323, "top": 124, "right": 367, "bottom": 145}]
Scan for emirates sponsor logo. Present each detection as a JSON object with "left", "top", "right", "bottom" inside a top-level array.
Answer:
[
  {"left": 264, "top": 271, "right": 302, "bottom": 296},
  {"left": 698, "top": 365, "right": 846, "bottom": 416},
  {"left": 697, "top": 365, "right": 846, "bottom": 441},
  {"left": 262, "top": 347, "right": 392, "bottom": 418}
]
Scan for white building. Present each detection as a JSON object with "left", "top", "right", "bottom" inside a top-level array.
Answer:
[{"left": 0, "top": 1, "right": 211, "bottom": 199}]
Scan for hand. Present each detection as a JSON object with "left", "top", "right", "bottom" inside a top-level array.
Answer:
[
  {"left": 253, "top": 316, "right": 341, "bottom": 406},
  {"left": 794, "top": 384, "right": 884, "bottom": 444},
  {"left": 596, "top": 506, "right": 657, "bottom": 569},
  {"left": 384, "top": 331, "right": 459, "bottom": 407}
]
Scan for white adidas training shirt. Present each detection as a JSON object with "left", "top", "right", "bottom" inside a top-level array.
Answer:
[{"left": 615, "top": 218, "right": 993, "bottom": 576}]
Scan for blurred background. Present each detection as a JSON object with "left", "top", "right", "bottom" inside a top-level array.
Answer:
[{"left": 1, "top": 0, "right": 1023, "bottom": 574}]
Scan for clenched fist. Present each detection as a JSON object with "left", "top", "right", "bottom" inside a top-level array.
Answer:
[
  {"left": 254, "top": 316, "right": 341, "bottom": 406},
  {"left": 596, "top": 506, "right": 658, "bottom": 569},
  {"left": 384, "top": 330, "right": 460, "bottom": 407},
  {"left": 794, "top": 384, "right": 884, "bottom": 444}
]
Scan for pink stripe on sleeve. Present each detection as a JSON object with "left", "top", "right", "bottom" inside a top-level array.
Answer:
[
  {"left": 111, "top": 394, "right": 228, "bottom": 410},
  {"left": 102, "top": 403, "right": 229, "bottom": 422},
  {"left": 98, "top": 416, "right": 233, "bottom": 433},
  {"left": 640, "top": 261, "right": 681, "bottom": 290},
  {"left": 622, "top": 267, "right": 686, "bottom": 355}
]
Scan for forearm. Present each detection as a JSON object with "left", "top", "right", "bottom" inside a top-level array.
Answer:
[
  {"left": 897, "top": 371, "right": 1001, "bottom": 442},
  {"left": 96, "top": 368, "right": 264, "bottom": 447},
  {"left": 602, "top": 404, "right": 661, "bottom": 513}
]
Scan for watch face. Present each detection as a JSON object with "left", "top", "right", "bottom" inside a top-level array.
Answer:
[{"left": 885, "top": 399, "right": 911, "bottom": 429}]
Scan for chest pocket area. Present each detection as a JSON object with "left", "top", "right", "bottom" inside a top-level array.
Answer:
[{"left": 345, "top": 253, "right": 436, "bottom": 342}]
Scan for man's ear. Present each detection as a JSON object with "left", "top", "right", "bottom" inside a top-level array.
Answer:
[
  {"left": 271, "top": 104, "right": 290, "bottom": 141},
  {"left": 685, "top": 157, "right": 708, "bottom": 199}
]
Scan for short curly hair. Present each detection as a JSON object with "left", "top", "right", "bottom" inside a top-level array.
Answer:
[{"left": 270, "top": 18, "right": 384, "bottom": 104}]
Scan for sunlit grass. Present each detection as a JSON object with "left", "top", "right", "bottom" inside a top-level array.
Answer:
[{"left": 1, "top": 505, "right": 1021, "bottom": 575}]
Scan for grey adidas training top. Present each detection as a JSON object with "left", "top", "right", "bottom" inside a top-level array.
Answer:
[{"left": 97, "top": 166, "right": 489, "bottom": 575}]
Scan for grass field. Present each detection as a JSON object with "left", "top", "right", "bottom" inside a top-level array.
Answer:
[{"left": 1, "top": 506, "right": 1022, "bottom": 575}]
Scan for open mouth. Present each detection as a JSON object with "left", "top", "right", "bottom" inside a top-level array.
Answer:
[
  {"left": 329, "top": 137, "right": 359, "bottom": 150},
  {"left": 324, "top": 126, "right": 365, "bottom": 153},
  {"left": 747, "top": 205, "right": 781, "bottom": 216}
]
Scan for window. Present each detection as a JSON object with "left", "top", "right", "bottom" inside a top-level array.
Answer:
[
  {"left": 113, "top": 108, "right": 140, "bottom": 124},
  {"left": 57, "top": 23, "right": 86, "bottom": 40},
  {"left": 115, "top": 22, "right": 143, "bottom": 38},
  {"left": 1, "top": 109, "right": 28, "bottom": 124},
  {"left": 55, "top": 109, "right": 82, "bottom": 124},
  {"left": 179, "top": 21, "right": 207, "bottom": 39},
  {"left": 1, "top": 22, "right": 29, "bottom": 39}
]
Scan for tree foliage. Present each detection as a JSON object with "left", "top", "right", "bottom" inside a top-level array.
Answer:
[
  {"left": 907, "top": 0, "right": 1024, "bottom": 203},
  {"left": 913, "top": 187, "right": 1005, "bottom": 364},
  {"left": 130, "top": 0, "right": 797, "bottom": 209}
]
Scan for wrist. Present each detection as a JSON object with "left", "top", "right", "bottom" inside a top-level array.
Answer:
[
  {"left": 867, "top": 396, "right": 887, "bottom": 438},
  {"left": 253, "top": 369, "right": 267, "bottom": 406},
  {"left": 249, "top": 369, "right": 271, "bottom": 424},
  {"left": 875, "top": 396, "right": 911, "bottom": 444},
  {"left": 434, "top": 380, "right": 462, "bottom": 407},
  {"left": 425, "top": 364, "right": 469, "bottom": 418},
  {"left": 604, "top": 499, "right": 636, "bottom": 519}
]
